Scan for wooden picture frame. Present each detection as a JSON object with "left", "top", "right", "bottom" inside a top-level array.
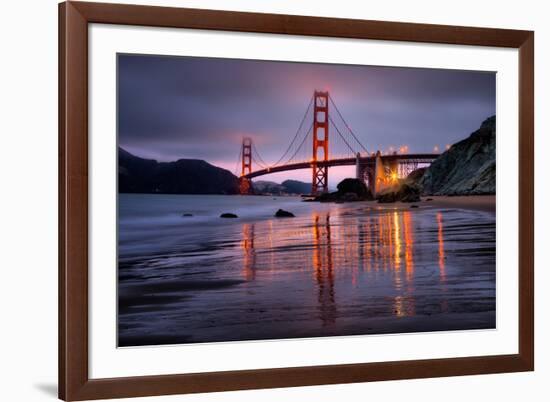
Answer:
[{"left": 59, "top": 1, "right": 534, "bottom": 400}]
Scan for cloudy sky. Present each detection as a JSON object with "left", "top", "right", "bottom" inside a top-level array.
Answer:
[{"left": 118, "top": 54, "right": 495, "bottom": 186}]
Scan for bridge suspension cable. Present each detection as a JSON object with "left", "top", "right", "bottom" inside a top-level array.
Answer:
[
  {"left": 328, "top": 94, "right": 369, "bottom": 155},
  {"left": 251, "top": 143, "right": 269, "bottom": 169},
  {"left": 237, "top": 92, "right": 373, "bottom": 177},
  {"left": 283, "top": 122, "right": 313, "bottom": 165},
  {"left": 270, "top": 95, "right": 314, "bottom": 167},
  {"left": 328, "top": 115, "right": 356, "bottom": 155}
]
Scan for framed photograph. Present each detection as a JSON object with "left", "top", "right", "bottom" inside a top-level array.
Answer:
[{"left": 59, "top": 1, "right": 534, "bottom": 400}]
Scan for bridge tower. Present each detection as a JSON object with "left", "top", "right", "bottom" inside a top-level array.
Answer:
[
  {"left": 240, "top": 137, "right": 252, "bottom": 194},
  {"left": 311, "top": 91, "right": 329, "bottom": 194}
]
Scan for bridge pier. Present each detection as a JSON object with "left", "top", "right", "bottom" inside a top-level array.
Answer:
[
  {"left": 374, "top": 151, "right": 385, "bottom": 196},
  {"left": 239, "top": 177, "right": 252, "bottom": 194},
  {"left": 357, "top": 151, "right": 398, "bottom": 197}
]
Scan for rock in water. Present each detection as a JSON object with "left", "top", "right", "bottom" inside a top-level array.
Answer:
[
  {"left": 421, "top": 116, "right": 496, "bottom": 195},
  {"left": 182, "top": 213, "right": 193, "bottom": 217},
  {"left": 275, "top": 209, "right": 295, "bottom": 218},
  {"left": 220, "top": 213, "right": 238, "bottom": 218}
]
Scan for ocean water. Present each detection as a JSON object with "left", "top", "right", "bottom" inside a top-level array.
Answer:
[{"left": 118, "top": 194, "right": 496, "bottom": 346}]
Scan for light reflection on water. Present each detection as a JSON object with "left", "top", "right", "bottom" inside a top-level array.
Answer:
[
  {"left": 239, "top": 209, "right": 430, "bottom": 323},
  {"left": 118, "top": 194, "right": 495, "bottom": 347}
]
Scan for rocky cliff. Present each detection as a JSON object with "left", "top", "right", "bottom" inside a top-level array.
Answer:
[
  {"left": 118, "top": 147, "right": 240, "bottom": 194},
  {"left": 421, "top": 116, "right": 496, "bottom": 195},
  {"left": 313, "top": 178, "right": 374, "bottom": 202}
]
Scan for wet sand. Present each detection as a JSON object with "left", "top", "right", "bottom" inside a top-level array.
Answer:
[
  {"left": 118, "top": 194, "right": 496, "bottom": 346},
  {"left": 419, "top": 195, "right": 495, "bottom": 213}
]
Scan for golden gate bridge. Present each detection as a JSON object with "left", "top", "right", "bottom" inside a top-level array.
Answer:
[{"left": 235, "top": 91, "right": 440, "bottom": 195}]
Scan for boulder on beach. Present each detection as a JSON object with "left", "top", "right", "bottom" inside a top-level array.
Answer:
[
  {"left": 220, "top": 213, "right": 238, "bottom": 218},
  {"left": 377, "top": 191, "right": 399, "bottom": 203},
  {"left": 313, "top": 178, "right": 373, "bottom": 203},
  {"left": 406, "top": 167, "right": 427, "bottom": 183},
  {"left": 400, "top": 185, "right": 421, "bottom": 203},
  {"left": 314, "top": 192, "right": 339, "bottom": 203},
  {"left": 275, "top": 209, "right": 295, "bottom": 218},
  {"left": 376, "top": 183, "right": 421, "bottom": 203},
  {"left": 342, "top": 192, "right": 359, "bottom": 202},
  {"left": 337, "top": 178, "right": 371, "bottom": 198}
]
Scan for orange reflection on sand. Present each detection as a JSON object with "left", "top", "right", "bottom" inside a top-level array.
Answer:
[
  {"left": 378, "top": 215, "right": 387, "bottom": 271},
  {"left": 241, "top": 223, "right": 256, "bottom": 281},
  {"left": 240, "top": 208, "right": 422, "bottom": 323},
  {"left": 311, "top": 212, "right": 336, "bottom": 326},
  {"left": 393, "top": 211, "right": 402, "bottom": 271},
  {"left": 363, "top": 222, "right": 372, "bottom": 272},
  {"left": 394, "top": 295, "right": 406, "bottom": 317},
  {"left": 403, "top": 211, "right": 415, "bottom": 282},
  {"left": 392, "top": 211, "right": 416, "bottom": 317}
]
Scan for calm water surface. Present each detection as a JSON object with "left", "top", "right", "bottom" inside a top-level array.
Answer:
[{"left": 118, "top": 194, "right": 496, "bottom": 346}]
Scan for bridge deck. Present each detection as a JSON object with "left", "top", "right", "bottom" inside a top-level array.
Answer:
[{"left": 244, "top": 153, "right": 439, "bottom": 179}]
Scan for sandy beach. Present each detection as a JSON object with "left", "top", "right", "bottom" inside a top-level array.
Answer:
[
  {"left": 419, "top": 195, "right": 496, "bottom": 213},
  {"left": 351, "top": 194, "right": 496, "bottom": 214},
  {"left": 118, "top": 193, "right": 496, "bottom": 346}
]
